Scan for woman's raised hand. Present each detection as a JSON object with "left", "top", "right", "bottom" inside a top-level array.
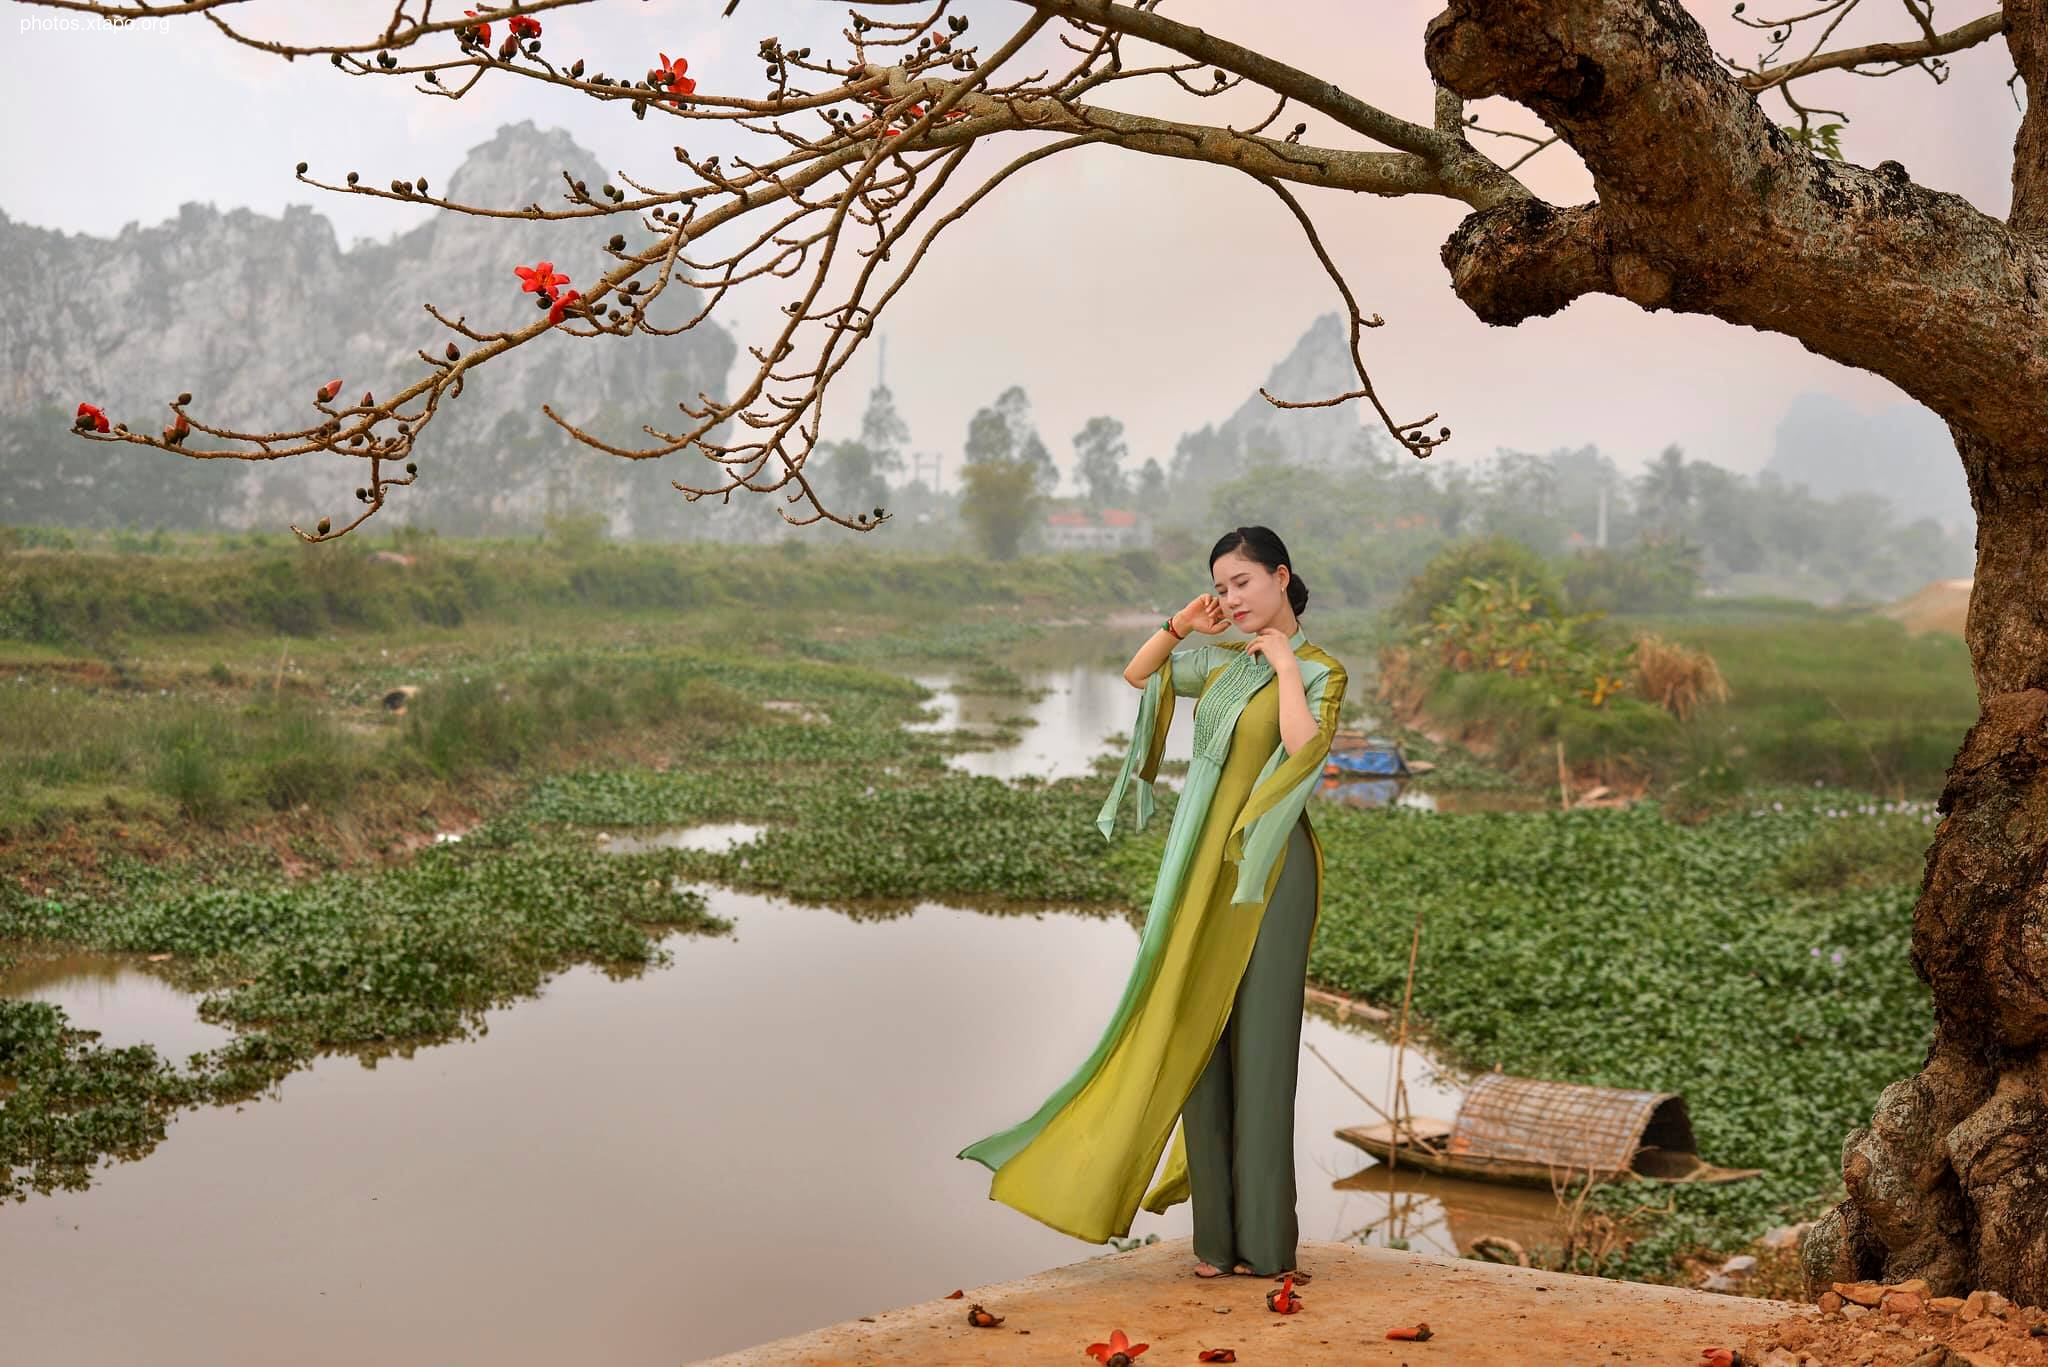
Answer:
[
  {"left": 1245, "top": 626, "right": 1299, "bottom": 674},
  {"left": 1174, "top": 594, "right": 1228, "bottom": 637}
]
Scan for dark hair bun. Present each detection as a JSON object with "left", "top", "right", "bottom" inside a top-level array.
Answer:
[{"left": 1208, "top": 524, "right": 1311, "bottom": 617}]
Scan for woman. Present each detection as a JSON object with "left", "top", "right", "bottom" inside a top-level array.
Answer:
[{"left": 958, "top": 525, "right": 1347, "bottom": 1281}]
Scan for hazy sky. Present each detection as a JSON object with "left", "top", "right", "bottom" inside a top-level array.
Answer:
[{"left": 1, "top": 0, "right": 2023, "bottom": 491}]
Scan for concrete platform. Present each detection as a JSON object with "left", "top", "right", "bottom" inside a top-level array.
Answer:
[{"left": 692, "top": 1235, "right": 1798, "bottom": 1365}]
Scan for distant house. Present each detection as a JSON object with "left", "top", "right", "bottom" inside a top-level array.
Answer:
[{"left": 1044, "top": 506, "right": 1153, "bottom": 551}]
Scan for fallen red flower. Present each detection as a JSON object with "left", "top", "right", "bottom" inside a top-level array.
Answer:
[
  {"left": 1083, "top": 1328, "right": 1148, "bottom": 1362},
  {"left": 507, "top": 14, "right": 540, "bottom": 39},
  {"left": 547, "top": 289, "right": 582, "bottom": 324},
  {"left": 1196, "top": 1350, "right": 1237, "bottom": 1363},
  {"left": 1266, "top": 1273, "right": 1302, "bottom": 1314},
  {"left": 514, "top": 260, "right": 570, "bottom": 296},
  {"left": 1385, "top": 1321, "right": 1434, "bottom": 1341}
]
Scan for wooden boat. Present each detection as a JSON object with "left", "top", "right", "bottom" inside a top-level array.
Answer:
[
  {"left": 1336, "top": 1072, "right": 1763, "bottom": 1188},
  {"left": 1325, "top": 730, "right": 1409, "bottom": 778}
]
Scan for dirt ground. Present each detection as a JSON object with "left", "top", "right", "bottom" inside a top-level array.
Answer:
[
  {"left": 692, "top": 1235, "right": 1798, "bottom": 1366},
  {"left": 1741, "top": 1280, "right": 2048, "bottom": 1366}
]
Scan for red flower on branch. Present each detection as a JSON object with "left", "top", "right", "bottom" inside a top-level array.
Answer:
[
  {"left": 1083, "top": 1328, "right": 1148, "bottom": 1363},
  {"left": 547, "top": 289, "right": 582, "bottom": 325},
  {"left": 74, "top": 402, "right": 110, "bottom": 433},
  {"left": 507, "top": 14, "right": 541, "bottom": 39},
  {"left": 461, "top": 9, "right": 490, "bottom": 45},
  {"left": 316, "top": 378, "right": 343, "bottom": 404},
  {"left": 514, "top": 260, "right": 570, "bottom": 296},
  {"left": 654, "top": 52, "right": 697, "bottom": 105}
]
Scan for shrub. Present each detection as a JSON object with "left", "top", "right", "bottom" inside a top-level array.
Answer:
[
  {"left": 149, "top": 715, "right": 235, "bottom": 824},
  {"left": 1562, "top": 538, "right": 1703, "bottom": 613},
  {"left": 243, "top": 697, "right": 355, "bottom": 811},
  {"left": 1418, "top": 574, "right": 1638, "bottom": 708},
  {"left": 1390, "top": 536, "right": 1564, "bottom": 628}
]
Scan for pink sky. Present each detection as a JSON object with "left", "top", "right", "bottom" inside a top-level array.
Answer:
[{"left": 0, "top": 0, "right": 2021, "bottom": 492}]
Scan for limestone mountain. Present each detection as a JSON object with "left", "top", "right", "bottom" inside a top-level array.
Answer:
[
  {"left": 1764, "top": 391, "right": 1973, "bottom": 532},
  {"left": 1167, "top": 312, "right": 1384, "bottom": 511},
  {"left": 0, "top": 120, "right": 735, "bottom": 539}
]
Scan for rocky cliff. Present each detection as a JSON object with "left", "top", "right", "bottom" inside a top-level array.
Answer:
[
  {"left": 1167, "top": 312, "right": 1384, "bottom": 506},
  {"left": 0, "top": 120, "right": 737, "bottom": 539}
]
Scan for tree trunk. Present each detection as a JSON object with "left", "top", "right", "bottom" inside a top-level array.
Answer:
[
  {"left": 1801, "top": 432, "right": 2048, "bottom": 1300},
  {"left": 1419, "top": 0, "right": 2048, "bottom": 1305}
]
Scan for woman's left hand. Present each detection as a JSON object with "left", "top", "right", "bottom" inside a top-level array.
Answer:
[{"left": 1246, "top": 627, "right": 1299, "bottom": 676}]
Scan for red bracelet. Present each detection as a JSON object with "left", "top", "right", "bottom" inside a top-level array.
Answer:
[{"left": 1162, "top": 616, "right": 1184, "bottom": 640}]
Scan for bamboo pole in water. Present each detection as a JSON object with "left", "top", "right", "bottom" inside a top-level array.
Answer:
[{"left": 1383, "top": 902, "right": 1427, "bottom": 1241}]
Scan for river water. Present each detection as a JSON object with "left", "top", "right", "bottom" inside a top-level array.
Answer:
[{"left": 0, "top": 667, "right": 1561, "bottom": 1365}]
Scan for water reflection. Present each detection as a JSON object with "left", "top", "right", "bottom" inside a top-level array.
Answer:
[
  {"left": 1332, "top": 1164, "right": 1572, "bottom": 1258},
  {"left": 0, "top": 953, "right": 235, "bottom": 1062},
  {"left": 0, "top": 886, "right": 1492, "bottom": 1365},
  {"left": 909, "top": 665, "right": 1547, "bottom": 814},
  {"left": 907, "top": 666, "right": 1198, "bottom": 782},
  {"left": 1316, "top": 779, "right": 1551, "bottom": 813},
  {"left": 598, "top": 823, "right": 766, "bottom": 854}
]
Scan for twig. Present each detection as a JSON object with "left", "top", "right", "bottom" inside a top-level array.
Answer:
[
  {"left": 1383, "top": 900, "right": 1426, "bottom": 1225},
  {"left": 1305, "top": 1040, "right": 1428, "bottom": 1142},
  {"left": 1820, "top": 691, "right": 1900, "bottom": 800}
]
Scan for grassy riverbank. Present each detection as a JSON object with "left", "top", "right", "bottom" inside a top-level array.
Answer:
[
  {"left": 1402, "top": 604, "right": 1975, "bottom": 800},
  {"left": 0, "top": 538, "right": 1937, "bottom": 1296},
  {"left": 0, "top": 533, "right": 1173, "bottom": 834}
]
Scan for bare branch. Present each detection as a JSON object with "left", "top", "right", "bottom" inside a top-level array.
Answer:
[
  {"left": 1736, "top": 10, "right": 2003, "bottom": 93},
  {"left": 33, "top": 0, "right": 1530, "bottom": 540},
  {"left": 1246, "top": 173, "right": 1449, "bottom": 459}
]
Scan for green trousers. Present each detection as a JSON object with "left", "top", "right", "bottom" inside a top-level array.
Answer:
[{"left": 1182, "top": 817, "right": 1317, "bottom": 1274}]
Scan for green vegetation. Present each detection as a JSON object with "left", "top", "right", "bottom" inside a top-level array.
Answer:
[
  {"left": 0, "top": 535, "right": 1162, "bottom": 832},
  {"left": 1300, "top": 793, "right": 1931, "bottom": 1281},
  {"left": 0, "top": 533, "right": 1958, "bottom": 1291},
  {"left": 1380, "top": 540, "right": 1976, "bottom": 799},
  {"left": 0, "top": 830, "right": 730, "bottom": 1200},
  {"left": 1637, "top": 610, "right": 1976, "bottom": 795},
  {"left": 0, "top": 531, "right": 1161, "bottom": 648}
]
